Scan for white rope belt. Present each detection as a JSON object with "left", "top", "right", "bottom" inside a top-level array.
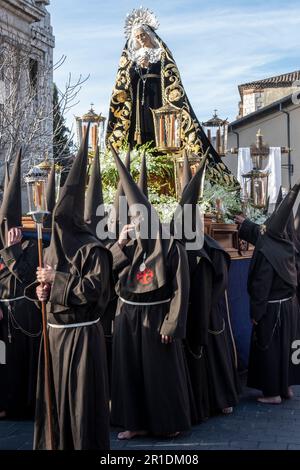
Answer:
[
  {"left": 119, "top": 297, "right": 171, "bottom": 306},
  {"left": 0, "top": 296, "right": 26, "bottom": 303},
  {"left": 48, "top": 317, "right": 100, "bottom": 329},
  {"left": 268, "top": 297, "right": 292, "bottom": 304}
]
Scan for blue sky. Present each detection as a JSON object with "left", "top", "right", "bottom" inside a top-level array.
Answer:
[{"left": 48, "top": 0, "right": 300, "bottom": 135}]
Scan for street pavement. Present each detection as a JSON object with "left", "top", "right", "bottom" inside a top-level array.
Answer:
[{"left": 1, "top": 382, "right": 300, "bottom": 451}]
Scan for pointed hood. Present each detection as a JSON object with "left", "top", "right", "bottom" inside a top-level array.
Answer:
[
  {"left": 44, "top": 163, "right": 56, "bottom": 229},
  {"left": 294, "top": 200, "right": 300, "bottom": 238},
  {"left": 181, "top": 150, "right": 192, "bottom": 192},
  {"left": 275, "top": 186, "right": 283, "bottom": 210},
  {"left": 171, "top": 153, "right": 208, "bottom": 247},
  {"left": 248, "top": 181, "right": 300, "bottom": 290},
  {"left": 286, "top": 209, "right": 297, "bottom": 246},
  {"left": 295, "top": 201, "right": 300, "bottom": 232},
  {"left": 263, "top": 195, "right": 270, "bottom": 215},
  {"left": 108, "top": 150, "right": 131, "bottom": 237},
  {"left": 266, "top": 182, "right": 300, "bottom": 239},
  {"left": 46, "top": 125, "right": 96, "bottom": 271},
  {"left": 137, "top": 152, "right": 148, "bottom": 198},
  {"left": 110, "top": 144, "right": 171, "bottom": 293},
  {"left": 84, "top": 145, "right": 105, "bottom": 235},
  {"left": 0, "top": 149, "right": 22, "bottom": 247}
]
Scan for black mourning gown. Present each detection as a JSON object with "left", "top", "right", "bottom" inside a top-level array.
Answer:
[{"left": 128, "top": 61, "right": 162, "bottom": 147}]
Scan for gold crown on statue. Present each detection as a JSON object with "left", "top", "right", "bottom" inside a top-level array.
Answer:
[{"left": 124, "top": 6, "right": 159, "bottom": 39}]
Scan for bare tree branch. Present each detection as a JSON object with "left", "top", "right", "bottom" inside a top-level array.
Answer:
[{"left": 0, "top": 26, "right": 89, "bottom": 177}]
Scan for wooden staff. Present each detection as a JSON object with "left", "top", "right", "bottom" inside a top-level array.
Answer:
[{"left": 37, "top": 222, "right": 55, "bottom": 450}]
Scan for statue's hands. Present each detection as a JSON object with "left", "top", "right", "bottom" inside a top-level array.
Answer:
[{"left": 138, "top": 56, "right": 150, "bottom": 68}]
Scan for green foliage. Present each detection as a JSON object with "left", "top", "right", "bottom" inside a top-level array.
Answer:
[
  {"left": 201, "top": 181, "right": 242, "bottom": 223},
  {"left": 100, "top": 143, "right": 176, "bottom": 198},
  {"left": 100, "top": 145, "right": 267, "bottom": 224}
]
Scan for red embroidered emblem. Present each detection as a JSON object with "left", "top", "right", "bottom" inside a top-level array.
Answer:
[{"left": 136, "top": 268, "right": 154, "bottom": 285}]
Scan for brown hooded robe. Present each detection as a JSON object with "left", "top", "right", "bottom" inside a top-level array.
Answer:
[
  {"left": 34, "top": 130, "right": 113, "bottom": 450},
  {"left": 109, "top": 147, "right": 191, "bottom": 434},
  {"left": 0, "top": 150, "right": 41, "bottom": 419}
]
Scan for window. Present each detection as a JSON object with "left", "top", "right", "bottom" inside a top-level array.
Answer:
[
  {"left": 0, "top": 80, "right": 5, "bottom": 105},
  {"left": 29, "top": 58, "right": 38, "bottom": 91}
]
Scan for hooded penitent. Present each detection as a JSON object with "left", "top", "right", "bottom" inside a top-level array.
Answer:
[
  {"left": 84, "top": 146, "right": 105, "bottom": 235},
  {"left": 44, "top": 163, "right": 56, "bottom": 229},
  {"left": 0, "top": 149, "right": 22, "bottom": 247},
  {"left": 137, "top": 152, "right": 148, "bottom": 198},
  {"left": 46, "top": 126, "right": 96, "bottom": 273},
  {"left": 248, "top": 181, "right": 300, "bottom": 290},
  {"left": 110, "top": 144, "right": 171, "bottom": 293}
]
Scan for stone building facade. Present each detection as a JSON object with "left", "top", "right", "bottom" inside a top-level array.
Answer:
[
  {"left": 0, "top": 0, "right": 54, "bottom": 190},
  {"left": 237, "top": 70, "right": 300, "bottom": 118},
  {"left": 224, "top": 93, "right": 300, "bottom": 196}
]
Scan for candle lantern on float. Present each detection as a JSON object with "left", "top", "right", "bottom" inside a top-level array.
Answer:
[
  {"left": 151, "top": 104, "right": 182, "bottom": 153},
  {"left": 75, "top": 104, "right": 106, "bottom": 153},
  {"left": 242, "top": 129, "right": 270, "bottom": 210},
  {"left": 24, "top": 165, "right": 49, "bottom": 225},
  {"left": 202, "top": 110, "right": 229, "bottom": 156}
]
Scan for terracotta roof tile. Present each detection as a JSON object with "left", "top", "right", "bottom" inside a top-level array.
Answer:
[{"left": 239, "top": 70, "right": 300, "bottom": 92}]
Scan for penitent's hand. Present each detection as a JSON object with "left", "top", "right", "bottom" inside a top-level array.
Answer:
[
  {"left": 118, "top": 224, "right": 135, "bottom": 249},
  {"left": 161, "top": 335, "right": 173, "bottom": 344},
  {"left": 36, "top": 284, "right": 50, "bottom": 302},
  {"left": 36, "top": 265, "right": 55, "bottom": 284},
  {"left": 7, "top": 227, "right": 22, "bottom": 247}
]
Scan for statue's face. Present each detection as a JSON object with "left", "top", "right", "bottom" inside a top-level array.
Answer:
[{"left": 134, "top": 28, "right": 152, "bottom": 48}]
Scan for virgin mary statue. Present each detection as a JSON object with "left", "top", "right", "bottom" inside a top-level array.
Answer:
[{"left": 106, "top": 7, "right": 238, "bottom": 188}]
